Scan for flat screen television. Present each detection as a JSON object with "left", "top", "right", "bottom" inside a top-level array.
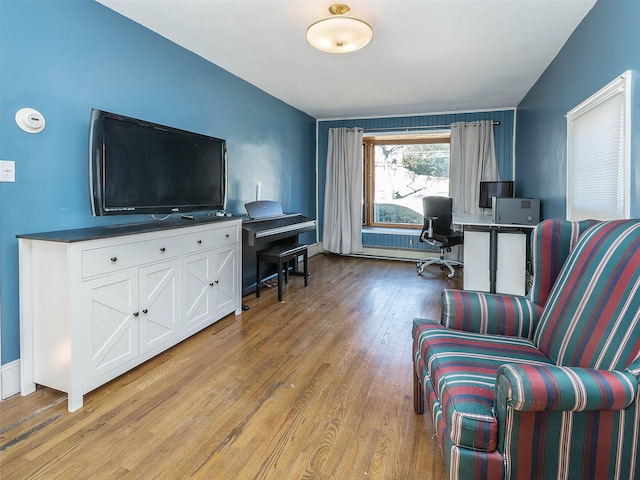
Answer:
[
  {"left": 478, "top": 180, "right": 514, "bottom": 209},
  {"left": 89, "top": 109, "right": 227, "bottom": 216}
]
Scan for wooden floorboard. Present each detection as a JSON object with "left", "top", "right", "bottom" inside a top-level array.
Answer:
[{"left": 0, "top": 254, "right": 460, "bottom": 479}]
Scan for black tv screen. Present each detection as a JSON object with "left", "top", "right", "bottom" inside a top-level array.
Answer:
[
  {"left": 89, "top": 109, "right": 227, "bottom": 216},
  {"left": 479, "top": 181, "right": 514, "bottom": 209}
]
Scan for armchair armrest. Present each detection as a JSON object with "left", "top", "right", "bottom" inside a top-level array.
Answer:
[
  {"left": 440, "top": 289, "right": 542, "bottom": 338},
  {"left": 496, "top": 364, "right": 637, "bottom": 412},
  {"left": 495, "top": 363, "right": 639, "bottom": 479}
]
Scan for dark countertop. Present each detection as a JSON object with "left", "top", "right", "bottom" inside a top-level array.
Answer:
[{"left": 17, "top": 215, "right": 242, "bottom": 243}]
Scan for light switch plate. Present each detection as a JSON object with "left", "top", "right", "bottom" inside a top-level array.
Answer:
[{"left": 0, "top": 160, "right": 16, "bottom": 182}]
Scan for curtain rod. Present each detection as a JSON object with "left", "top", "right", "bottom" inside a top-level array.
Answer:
[{"left": 363, "top": 121, "right": 499, "bottom": 132}]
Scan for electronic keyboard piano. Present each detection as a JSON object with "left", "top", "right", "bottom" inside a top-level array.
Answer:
[
  {"left": 241, "top": 201, "right": 316, "bottom": 294},
  {"left": 242, "top": 201, "right": 316, "bottom": 246}
]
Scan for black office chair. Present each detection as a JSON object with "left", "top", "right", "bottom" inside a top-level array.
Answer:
[{"left": 416, "top": 196, "right": 464, "bottom": 278}]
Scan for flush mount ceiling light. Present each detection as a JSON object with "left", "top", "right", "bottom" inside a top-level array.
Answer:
[{"left": 306, "top": 4, "right": 373, "bottom": 54}]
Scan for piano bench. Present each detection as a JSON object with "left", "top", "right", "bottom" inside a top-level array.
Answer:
[{"left": 256, "top": 243, "right": 309, "bottom": 302}]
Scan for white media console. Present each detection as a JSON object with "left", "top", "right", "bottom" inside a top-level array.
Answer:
[{"left": 18, "top": 217, "right": 242, "bottom": 412}]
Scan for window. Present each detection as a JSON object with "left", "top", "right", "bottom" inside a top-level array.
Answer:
[
  {"left": 566, "top": 71, "right": 631, "bottom": 221},
  {"left": 363, "top": 133, "right": 451, "bottom": 227}
]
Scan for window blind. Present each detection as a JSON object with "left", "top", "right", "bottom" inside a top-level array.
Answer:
[{"left": 566, "top": 71, "right": 631, "bottom": 221}]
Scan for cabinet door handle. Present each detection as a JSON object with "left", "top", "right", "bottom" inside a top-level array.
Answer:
[
  {"left": 160, "top": 247, "right": 166, "bottom": 252},
  {"left": 133, "top": 312, "right": 139, "bottom": 317},
  {"left": 225, "top": 234, "right": 230, "bottom": 238},
  {"left": 110, "top": 256, "right": 118, "bottom": 263},
  {"left": 209, "top": 282, "right": 214, "bottom": 286},
  {"left": 142, "top": 309, "right": 148, "bottom": 314},
  {"left": 197, "top": 240, "right": 202, "bottom": 244}
]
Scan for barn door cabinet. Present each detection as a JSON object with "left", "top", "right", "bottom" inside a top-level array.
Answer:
[
  {"left": 18, "top": 218, "right": 241, "bottom": 412},
  {"left": 181, "top": 224, "right": 239, "bottom": 335}
]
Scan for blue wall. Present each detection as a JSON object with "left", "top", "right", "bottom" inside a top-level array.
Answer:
[
  {"left": 516, "top": 0, "right": 640, "bottom": 219},
  {"left": 0, "top": 0, "right": 315, "bottom": 364},
  {"left": 317, "top": 110, "right": 515, "bottom": 241}
]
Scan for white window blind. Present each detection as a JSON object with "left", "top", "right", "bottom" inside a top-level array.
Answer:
[{"left": 566, "top": 71, "right": 631, "bottom": 221}]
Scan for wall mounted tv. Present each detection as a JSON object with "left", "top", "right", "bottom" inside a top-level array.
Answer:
[
  {"left": 478, "top": 180, "right": 514, "bottom": 209},
  {"left": 89, "top": 109, "right": 227, "bottom": 216}
]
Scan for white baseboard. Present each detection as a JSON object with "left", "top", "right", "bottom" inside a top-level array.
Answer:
[
  {"left": 1, "top": 359, "right": 21, "bottom": 400},
  {"left": 307, "top": 243, "right": 320, "bottom": 257},
  {"left": 318, "top": 242, "right": 437, "bottom": 262}
]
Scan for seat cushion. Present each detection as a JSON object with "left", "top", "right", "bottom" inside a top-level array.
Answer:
[
  {"left": 434, "top": 230, "right": 464, "bottom": 249},
  {"left": 413, "top": 319, "right": 553, "bottom": 451}
]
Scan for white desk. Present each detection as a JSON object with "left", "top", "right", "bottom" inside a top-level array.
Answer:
[
  {"left": 453, "top": 214, "right": 536, "bottom": 229},
  {"left": 453, "top": 214, "right": 536, "bottom": 295}
]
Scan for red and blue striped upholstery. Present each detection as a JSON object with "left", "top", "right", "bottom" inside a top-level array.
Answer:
[
  {"left": 534, "top": 220, "right": 640, "bottom": 370},
  {"left": 496, "top": 364, "right": 637, "bottom": 413},
  {"left": 424, "top": 372, "right": 505, "bottom": 479},
  {"left": 413, "top": 219, "right": 640, "bottom": 480},
  {"left": 413, "top": 319, "right": 551, "bottom": 451},
  {"left": 495, "top": 364, "right": 640, "bottom": 479},
  {"left": 527, "top": 218, "right": 598, "bottom": 307},
  {"left": 440, "top": 289, "right": 540, "bottom": 338},
  {"left": 440, "top": 219, "right": 597, "bottom": 338}
]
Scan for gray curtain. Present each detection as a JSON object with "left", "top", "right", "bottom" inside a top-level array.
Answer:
[
  {"left": 449, "top": 120, "right": 498, "bottom": 215},
  {"left": 323, "top": 127, "right": 364, "bottom": 254}
]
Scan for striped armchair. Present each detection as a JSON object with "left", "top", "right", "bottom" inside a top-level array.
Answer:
[{"left": 413, "top": 219, "right": 640, "bottom": 480}]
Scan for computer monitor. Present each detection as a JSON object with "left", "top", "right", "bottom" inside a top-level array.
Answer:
[{"left": 479, "top": 181, "right": 514, "bottom": 209}]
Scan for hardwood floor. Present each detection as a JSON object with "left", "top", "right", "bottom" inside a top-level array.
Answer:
[{"left": 1, "top": 254, "right": 460, "bottom": 479}]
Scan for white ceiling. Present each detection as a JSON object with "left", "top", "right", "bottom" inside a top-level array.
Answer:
[{"left": 97, "top": 0, "right": 596, "bottom": 119}]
